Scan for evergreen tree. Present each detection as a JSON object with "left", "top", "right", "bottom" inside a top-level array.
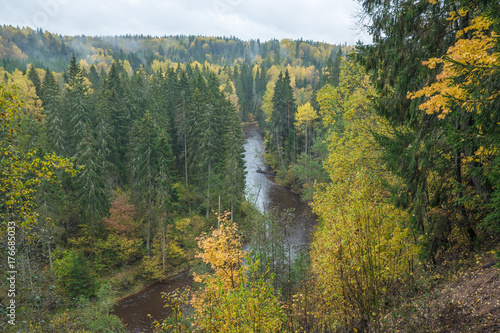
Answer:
[
  {"left": 323, "top": 48, "right": 342, "bottom": 87},
  {"left": 27, "top": 66, "right": 42, "bottom": 99},
  {"left": 42, "top": 69, "right": 67, "bottom": 156},
  {"left": 175, "top": 70, "right": 191, "bottom": 185},
  {"left": 65, "top": 55, "right": 90, "bottom": 156},
  {"left": 128, "top": 67, "right": 149, "bottom": 123},
  {"left": 199, "top": 73, "right": 224, "bottom": 218},
  {"left": 355, "top": 0, "right": 500, "bottom": 258},
  {"left": 75, "top": 124, "right": 109, "bottom": 235},
  {"left": 102, "top": 62, "right": 128, "bottom": 183},
  {"left": 222, "top": 99, "right": 246, "bottom": 222},
  {"left": 88, "top": 65, "right": 100, "bottom": 89},
  {"left": 130, "top": 112, "right": 174, "bottom": 256},
  {"left": 270, "top": 70, "right": 297, "bottom": 169}
]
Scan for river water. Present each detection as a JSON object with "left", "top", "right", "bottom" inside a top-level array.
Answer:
[{"left": 114, "top": 122, "right": 315, "bottom": 332}]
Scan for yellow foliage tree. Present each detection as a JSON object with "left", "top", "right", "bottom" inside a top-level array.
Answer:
[
  {"left": 194, "top": 212, "right": 245, "bottom": 289},
  {"left": 407, "top": 8, "right": 500, "bottom": 231},
  {"left": 407, "top": 12, "right": 499, "bottom": 120},
  {"left": 262, "top": 81, "right": 275, "bottom": 122},
  {"left": 295, "top": 102, "right": 318, "bottom": 154},
  {"left": 155, "top": 213, "right": 284, "bottom": 332},
  {"left": 311, "top": 58, "right": 418, "bottom": 329}
]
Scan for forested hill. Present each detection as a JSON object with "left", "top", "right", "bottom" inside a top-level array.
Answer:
[{"left": 0, "top": 25, "right": 344, "bottom": 72}]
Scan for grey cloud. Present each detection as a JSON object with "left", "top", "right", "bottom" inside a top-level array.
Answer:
[{"left": 0, "top": 0, "right": 371, "bottom": 44}]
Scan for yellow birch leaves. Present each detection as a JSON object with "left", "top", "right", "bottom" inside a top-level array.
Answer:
[
  {"left": 408, "top": 12, "right": 499, "bottom": 119},
  {"left": 311, "top": 58, "right": 417, "bottom": 327},
  {"left": 1, "top": 84, "right": 78, "bottom": 234}
]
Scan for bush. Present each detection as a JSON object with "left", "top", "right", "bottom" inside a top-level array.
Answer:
[{"left": 54, "top": 250, "right": 96, "bottom": 299}]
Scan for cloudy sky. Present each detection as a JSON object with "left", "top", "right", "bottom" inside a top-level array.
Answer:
[{"left": 1, "top": 0, "right": 371, "bottom": 45}]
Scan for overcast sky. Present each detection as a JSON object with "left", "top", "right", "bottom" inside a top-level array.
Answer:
[{"left": 1, "top": 0, "right": 371, "bottom": 45}]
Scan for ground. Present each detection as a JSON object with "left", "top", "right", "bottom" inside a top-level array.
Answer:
[{"left": 379, "top": 246, "right": 500, "bottom": 333}]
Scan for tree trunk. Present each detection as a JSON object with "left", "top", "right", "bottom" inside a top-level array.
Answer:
[
  {"left": 218, "top": 195, "right": 221, "bottom": 228},
  {"left": 147, "top": 216, "right": 151, "bottom": 257},
  {"left": 206, "top": 162, "right": 211, "bottom": 219},
  {"left": 162, "top": 221, "right": 166, "bottom": 270},
  {"left": 184, "top": 131, "right": 188, "bottom": 186},
  {"left": 305, "top": 123, "right": 308, "bottom": 155},
  {"left": 48, "top": 242, "right": 54, "bottom": 280},
  {"left": 231, "top": 198, "right": 234, "bottom": 223}
]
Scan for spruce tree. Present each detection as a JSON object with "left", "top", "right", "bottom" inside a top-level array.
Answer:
[
  {"left": 75, "top": 124, "right": 109, "bottom": 235},
  {"left": 130, "top": 112, "right": 174, "bottom": 256},
  {"left": 270, "top": 70, "right": 297, "bottom": 169},
  {"left": 27, "top": 66, "right": 42, "bottom": 100},
  {"left": 222, "top": 99, "right": 246, "bottom": 222},
  {"left": 174, "top": 70, "right": 191, "bottom": 185},
  {"left": 42, "top": 69, "right": 66, "bottom": 156},
  {"left": 65, "top": 55, "right": 90, "bottom": 156}
]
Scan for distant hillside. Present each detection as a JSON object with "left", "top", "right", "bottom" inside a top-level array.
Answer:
[{"left": 0, "top": 25, "right": 349, "bottom": 73}]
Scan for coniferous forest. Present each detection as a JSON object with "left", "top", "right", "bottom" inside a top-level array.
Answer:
[{"left": 1, "top": 0, "right": 500, "bottom": 332}]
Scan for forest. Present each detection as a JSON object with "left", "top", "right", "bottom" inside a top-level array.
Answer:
[{"left": 1, "top": 0, "right": 500, "bottom": 332}]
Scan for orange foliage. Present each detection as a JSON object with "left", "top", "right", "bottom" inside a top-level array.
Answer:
[{"left": 101, "top": 193, "right": 137, "bottom": 235}]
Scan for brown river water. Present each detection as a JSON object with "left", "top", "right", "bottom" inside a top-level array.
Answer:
[{"left": 113, "top": 122, "right": 316, "bottom": 332}]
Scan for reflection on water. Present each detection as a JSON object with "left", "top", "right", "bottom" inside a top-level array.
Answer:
[{"left": 114, "top": 122, "right": 315, "bottom": 332}]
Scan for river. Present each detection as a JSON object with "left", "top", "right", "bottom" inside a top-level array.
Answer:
[{"left": 114, "top": 122, "right": 315, "bottom": 332}]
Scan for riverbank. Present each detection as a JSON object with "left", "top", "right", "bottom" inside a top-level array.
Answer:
[{"left": 110, "top": 122, "right": 317, "bottom": 332}]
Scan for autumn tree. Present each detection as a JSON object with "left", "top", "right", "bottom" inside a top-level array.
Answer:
[
  {"left": 295, "top": 102, "right": 318, "bottom": 155},
  {"left": 311, "top": 58, "right": 417, "bottom": 330},
  {"left": 408, "top": 8, "right": 500, "bottom": 233},
  {"left": 0, "top": 83, "right": 77, "bottom": 234},
  {"left": 156, "top": 214, "right": 284, "bottom": 332}
]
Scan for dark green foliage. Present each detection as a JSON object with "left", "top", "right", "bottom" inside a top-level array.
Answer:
[
  {"left": 75, "top": 124, "right": 110, "bottom": 232},
  {"left": 65, "top": 55, "right": 91, "bottom": 156},
  {"left": 223, "top": 99, "right": 247, "bottom": 220},
  {"left": 43, "top": 69, "right": 67, "bottom": 156},
  {"left": 322, "top": 48, "right": 341, "bottom": 87},
  {"left": 54, "top": 250, "right": 96, "bottom": 299},
  {"left": 269, "top": 70, "right": 297, "bottom": 169},
  {"left": 356, "top": 0, "right": 500, "bottom": 260},
  {"left": 27, "top": 65, "right": 42, "bottom": 98},
  {"left": 130, "top": 111, "right": 175, "bottom": 255},
  {"left": 102, "top": 62, "right": 129, "bottom": 183}
]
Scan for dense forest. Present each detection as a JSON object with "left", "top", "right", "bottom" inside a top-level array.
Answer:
[{"left": 1, "top": 0, "right": 500, "bottom": 332}]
